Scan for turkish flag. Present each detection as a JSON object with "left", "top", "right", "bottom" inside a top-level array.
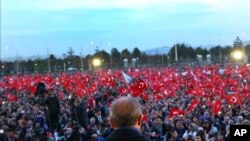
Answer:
[
  {"left": 169, "top": 108, "right": 185, "bottom": 118},
  {"left": 87, "top": 84, "right": 97, "bottom": 94},
  {"left": 212, "top": 100, "right": 221, "bottom": 115},
  {"left": 142, "top": 92, "right": 149, "bottom": 101},
  {"left": 226, "top": 94, "right": 241, "bottom": 105},
  {"left": 130, "top": 79, "right": 147, "bottom": 96},
  {"left": 88, "top": 97, "right": 96, "bottom": 107},
  {"left": 7, "top": 93, "right": 18, "bottom": 102},
  {"left": 77, "top": 87, "right": 88, "bottom": 97},
  {"left": 134, "top": 79, "right": 147, "bottom": 91},
  {"left": 187, "top": 99, "right": 199, "bottom": 112},
  {"left": 100, "top": 75, "right": 116, "bottom": 87},
  {"left": 82, "top": 75, "right": 90, "bottom": 83},
  {"left": 162, "top": 89, "right": 175, "bottom": 97},
  {"left": 117, "top": 87, "right": 129, "bottom": 95}
]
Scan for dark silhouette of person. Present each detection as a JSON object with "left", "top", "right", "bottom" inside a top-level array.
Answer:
[
  {"left": 73, "top": 97, "right": 88, "bottom": 128},
  {"left": 45, "top": 88, "right": 61, "bottom": 132},
  {"left": 35, "top": 82, "right": 47, "bottom": 106},
  {"left": 105, "top": 96, "right": 149, "bottom": 141}
]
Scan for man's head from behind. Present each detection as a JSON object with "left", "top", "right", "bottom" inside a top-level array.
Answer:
[{"left": 109, "top": 96, "right": 143, "bottom": 129}]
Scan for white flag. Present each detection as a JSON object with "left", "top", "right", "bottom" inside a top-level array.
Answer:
[{"left": 122, "top": 71, "right": 132, "bottom": 84}]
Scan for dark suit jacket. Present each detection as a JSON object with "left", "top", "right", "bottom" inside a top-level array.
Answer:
[
  {"left": 104, "top": 127, "right": 149, "bottom": 141},
  {"left": 74, "top": 102, "right": 88, "bottom": 128}
]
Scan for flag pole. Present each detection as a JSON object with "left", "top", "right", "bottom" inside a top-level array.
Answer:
[
  {"left": 175, "top": 44, "right": 178, "bottom": 62},
  {"left": 80, "top": 44, "right": 83, "bottom": 71},
  {"left": 47, "top": 47, "right": 51, "bottom": 73}
]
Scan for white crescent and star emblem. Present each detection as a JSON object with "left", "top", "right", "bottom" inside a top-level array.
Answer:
[
  {"left": 122, "top": 89, "right": 127, "bottom": 93},
  {"left": 83, "top": 77, "right": 89, "bottom": 82},
  {"left": 231, "top": 96, "right": 237, "bottom": 103},
  {"left": 139, "top": 82, "right": 144, "bottom": 89},
  {"left": 173, "top": 111, "right": 179, "bottom": 115}
]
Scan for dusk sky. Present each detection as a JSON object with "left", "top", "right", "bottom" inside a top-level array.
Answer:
[{"left": 1, "top": 0, "right": 250, "bottom": 59}]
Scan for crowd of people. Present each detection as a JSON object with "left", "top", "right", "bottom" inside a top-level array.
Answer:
[{"left": 0, "top": 64, "right": 250, "bottom": 141}]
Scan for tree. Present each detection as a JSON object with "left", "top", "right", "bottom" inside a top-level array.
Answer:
[
  {"left": 49, "top": 54, "right": 57, "bottom": 71},
  {"left": 33, "top": 58, "right": 47, "bottom": 73},
  {"left": 233, "top": 36, "right": 243, "bottom": 48},
  {"left": 194, "top": 47, "right": 208, "bottom": 59},
  {"left": 194, "top": 47, "right": 204, "bottom": 55},
  {"left": 121, "top": 48, "right": 131, "bottom": 60},
  {"left": 111, "top": 48, "right": 121, "bottom": 67},
  {"left": 67, "top": 46, "right": 75, "bottom": 57},
  {"left": 132, "top": 47, "right": 141, "bottom": 58},
  {"left": 210, "top": 46, "right": 220, "bottom": 56},
  {"left": 245, "top": 44, "right": 250, "bottom": 57},
  {"left": 187, "top": 47, "right": 196, "bottom": 59},
  {"left": 168, "top": 43, "right": 195, "bottom": 62},
  {"left": 140, "top": 52, "right": 148, "bottom": 65},
  {"left": 222, "top": 46, "right": 232, "bottom": 56},
  {"left": 92, "top": 50, "right": 110, "bottom": 68},
  {"left": 66, "top": 47, "right": 76, "bottom": 68}
]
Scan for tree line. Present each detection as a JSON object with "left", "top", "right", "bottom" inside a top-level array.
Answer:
[{"left": 1, "top": 37, "right": 250, "bottom": 74}]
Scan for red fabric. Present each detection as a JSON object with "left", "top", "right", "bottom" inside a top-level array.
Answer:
[
  {"left": 117, "top": 87, "right": 129, "bottom": 95},
  {"left": 130, "top": 79, "right": 147, "bottom": 96},
  {"left": 187, "top": 99, "right": 199, "bottom": 112},
  {"left": 212, "top": 100, "right": 221, "bottom": 115},
  {"left": 7, "top": 93, "right": 18, "bottom": 102},
  {"left": 169, "top": 108, "right": 185, "bottom": 118},
  {"left": 226, "top": 94, "right": 241, "bottom": 105}
]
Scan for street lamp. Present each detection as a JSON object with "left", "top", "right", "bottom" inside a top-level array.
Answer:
[
  {"left": 232, "top": 50, "right": 243, "bottom": 61},
  {"left": 92, "top": 58, "right": 101, "bottom": 69}
]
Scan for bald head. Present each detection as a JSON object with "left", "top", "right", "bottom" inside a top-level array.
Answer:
[{"left": 110, "top": 96, "right": 143, "bottom": 128}]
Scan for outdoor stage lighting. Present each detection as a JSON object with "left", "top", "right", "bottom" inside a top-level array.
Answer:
[
  {"left": 232, "top": 50, "right": 243, "bottom": 60},
  {"left": 92, "top": 58, "right": 101, "bottom": 67}
]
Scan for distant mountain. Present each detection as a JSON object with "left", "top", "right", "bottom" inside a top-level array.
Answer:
[
  {"left": 1, "top": 55, "right": 63, "bottom": 61},
  {"left": 143, "top": 46, "right": 171, "bottom": 55}
]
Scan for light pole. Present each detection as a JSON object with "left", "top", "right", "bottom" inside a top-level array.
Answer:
[
  {"left": 89, "top": 42, "right": 93, "bottom": 70},
  {"left": 175, "top": 44, "right": 178, "bottom": 62},
  {"left": 1, "top": 65, "right": 4, "bottom": 75},
  {"left": 34, "top": 63, "right": 37, "bottom": 73},
  {"left": 241, "top": 32, "right": 247, "bottom": 63},
  {"left": 108, "top": 42, "right": 112, "bottom": 68},
  {"left": 68, "top": 61, "right": 71, "bottom": 69},
  {"left": 63, "top": 63, "right": 66, "bottom": 72},
  {"left": 136, "top": 57, "right": 139, "bottom": 67},
  {"left": 80, "top": 45, "right": 83, "bottom": 71},
  {"left": 47, "top": 48, "right": 51, "bottom": 73}
]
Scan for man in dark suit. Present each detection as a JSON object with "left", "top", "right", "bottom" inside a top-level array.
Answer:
[
  {"left": 105, "top": 96, "right": 149, "bottom": 141},
  {"left": 94, "top": 108, "right": 103, "bottom": 124},
  {"left": 73, "top": 97, "right": 88, "bottom": 128},
  {"left": 46, "top": 88, "right": 61, "bottom": 132}
]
